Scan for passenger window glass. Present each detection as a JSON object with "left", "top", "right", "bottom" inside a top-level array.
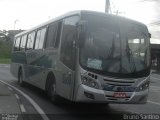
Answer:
[
  {"left": 39, "top": 28, "right": 46, "bottom": 49},
  {"left": 35, "top": 28, "right": 46, "bottom": 49},
  {"left": 14, "top": 37, "right": 21, "bottom": 51},
  {"left": 27, "top": 32, "right": 35, "bottom": 50},
  {"left": 46, "top": 23, "right": 58, "bottom": 48},
  {"left": 20, "top": 35, "right": 27, "bottom": 50},
  {"left": 54, "top": 21, "right": 62, "bottom": 48},
  {"left": 35, "top": 30, "right": 41, "bottom": 49}
]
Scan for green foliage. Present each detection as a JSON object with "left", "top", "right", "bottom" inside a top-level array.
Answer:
[
  {"left": 0, "top": 58, "right": 11, "bottom": 64},
  {"left": 0, "top": 41, "right": 12, "bottom": 63}
]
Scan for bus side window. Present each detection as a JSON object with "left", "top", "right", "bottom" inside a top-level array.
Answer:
[
  {"left": 35, "top": 30, "right": 41, "bottom": 49},
  {"left": 14, "top": 37, "right": 21, "bottom": 51},
  {"left": 45, "top": 23, "right": 58, "bottom": 49},
  {"left": 20, "top": 35, "right": 27, "bottom": 51},
  {"left": 54, "top": 21, "right": 62, "bottom": 48},
  {"left": 26, "top": 32, "right": 35, "bottom": 50},
  {"left": 35, "top": 27, "right": 47, "bottom": 49}
]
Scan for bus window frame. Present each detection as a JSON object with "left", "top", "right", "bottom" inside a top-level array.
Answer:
[
  {"left": 26, "top": 31, "right": 36, "bottom": 50},
  {"left": 20, "top": 34, "right": 28, "bottom": 51},
  {"left": 54, "top": 21, "right": 63, "bottom": 49},
  {"left": 34, "top": 26, "right": 48, "bottom": 50},
  {"left": 45, "top": 22, "right": 58, "bottom": 49},
  {"left": 13, "top": 37, "right": 21, "bottom": 51},
  {"left": 44, "top": 20, "right": 63, "bottom": 50}
]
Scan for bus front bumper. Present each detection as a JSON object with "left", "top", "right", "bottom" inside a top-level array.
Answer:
[{"left": 75, "top": 84, "right": 149, "bottom": 104}]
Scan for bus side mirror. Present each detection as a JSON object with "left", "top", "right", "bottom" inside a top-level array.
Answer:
[{"left": 149, "top": 33, "right": 151, "bottom": 38}]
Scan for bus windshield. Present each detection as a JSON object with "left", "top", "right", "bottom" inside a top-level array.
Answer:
[{"left": 80, "top": 15, "right": 150, "bottom": 77}]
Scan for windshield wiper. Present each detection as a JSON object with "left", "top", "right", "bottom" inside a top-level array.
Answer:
[{"left": 107, "top": 34, "right": 116, "bottom": 59}]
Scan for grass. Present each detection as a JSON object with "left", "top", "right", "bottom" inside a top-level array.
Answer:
[
  {"left": 0, "top": 58, "right": 11, "bottom": 64},
  {"left": 0, "top": 41, "right": 12, "bottom": 64}
]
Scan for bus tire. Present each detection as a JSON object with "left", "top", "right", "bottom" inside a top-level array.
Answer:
[
  {"left": 46, "top": 74, "right": 59, "bottom": 104},
  {"left": 18, "top": 68, "right": 24, "bottom": 87}
]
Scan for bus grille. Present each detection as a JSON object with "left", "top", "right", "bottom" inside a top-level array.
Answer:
[
  {"left": 103, "top": 78, "right": 135, "bottom": 86},
  {"left": 103, "top": 78, "right": 135, "bottom": 101},
  {"left": 105, "top": 95, "right": 130, "bottom": 101}
]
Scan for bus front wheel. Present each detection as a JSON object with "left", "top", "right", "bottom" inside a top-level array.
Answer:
[
  {"left": 18, "top": 69, "right": 24, "bottom": 87},
  {"left": 46, "top": 74, "right": 59, "bottom": 104}
]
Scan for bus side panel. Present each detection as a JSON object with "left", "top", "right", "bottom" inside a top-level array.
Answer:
[
  {"left": 43, "top": 49, "right": 69, "bottom": 97},
  {"left": 24, "top": 49, "right": 57, "bottom": 90},
  {"left": 40, "top": 49, "right": 59, "bottom": 90},
  {"left": 10, "top": 51, "right": 27, "bottom": 78},
  {"left": 10, "top": 63, "right": 19, "bottom": 78}
]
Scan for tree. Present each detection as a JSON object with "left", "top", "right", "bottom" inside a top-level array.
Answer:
[
  {"left": 0, "top": 30, "right": 12, "bottom": 59},
  {"left": 0, "top": 30, "right": 10, "bottom": 41}
]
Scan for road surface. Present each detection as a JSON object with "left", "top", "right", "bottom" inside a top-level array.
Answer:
[{"left": 0, "top": 64, "right": 160, "bottom": 120}]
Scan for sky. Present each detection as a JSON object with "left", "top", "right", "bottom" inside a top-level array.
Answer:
[
  {"left": 111, "top": 0, "right": 159, "bottom": 44},
  {"left": 0, "top": 0, "right": 159, "bottom": 43},
  {"left": 0, "top": 0, "right": 106, "bottom": 30}
]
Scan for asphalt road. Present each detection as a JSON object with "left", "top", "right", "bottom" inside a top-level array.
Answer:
[{"left": 0, "top": 64, "right": 160, "bottom": 120}]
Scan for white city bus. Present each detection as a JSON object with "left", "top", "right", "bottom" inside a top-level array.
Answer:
[{"left": 10, "top": 11, "right": 151, "bottom": 104}]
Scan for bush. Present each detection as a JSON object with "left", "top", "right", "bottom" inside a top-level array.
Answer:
[{"left": 0, "top": 41, "right": 11, "bottom": 63}]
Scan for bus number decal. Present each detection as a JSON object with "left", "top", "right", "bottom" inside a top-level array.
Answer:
[{"left": 62, "top": 73, "right": 71, "bottom": 85}]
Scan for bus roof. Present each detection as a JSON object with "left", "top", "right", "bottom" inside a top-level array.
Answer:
[
  {"left": 15, "top": 10, "right": 81, "bottom": 37},
  {"left": 15, "top": 10, "right": 147, "bottom": 37}
]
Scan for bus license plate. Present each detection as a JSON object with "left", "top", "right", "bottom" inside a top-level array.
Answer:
[{"left": 113, "top": 92, "right": 126, "bottom": 98}]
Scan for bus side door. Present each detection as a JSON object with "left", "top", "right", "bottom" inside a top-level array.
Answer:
[{"left": 57, "top": 16, "right": 79, "bottom": 100}]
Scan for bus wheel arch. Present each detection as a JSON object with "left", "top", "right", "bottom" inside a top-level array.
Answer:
[{"left": 45, "top": 72, "right": 59, "bottom": 104}]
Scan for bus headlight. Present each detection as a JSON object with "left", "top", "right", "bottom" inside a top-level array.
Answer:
[
  {"left": 136, "top": 81, "right": 150, "bottom": 92},
  {"left": 81, "top": 76, "right": 99, "bottom": 89}
]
